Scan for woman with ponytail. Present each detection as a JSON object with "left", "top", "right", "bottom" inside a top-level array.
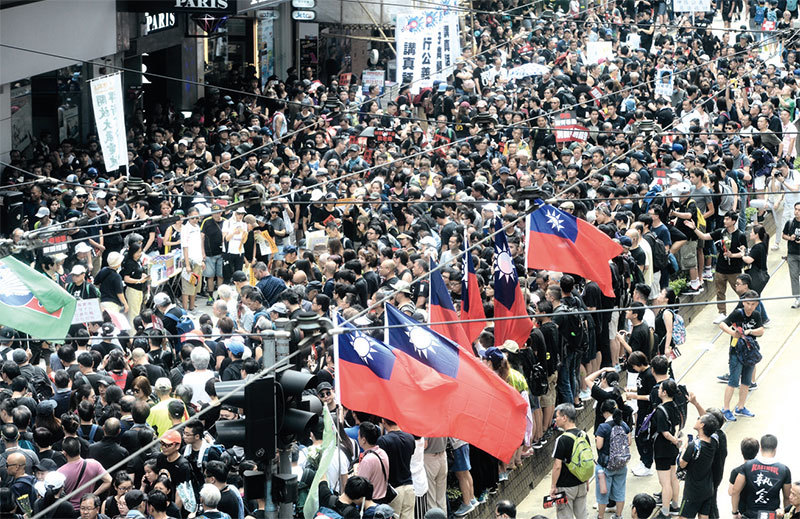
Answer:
[
  {"left": 595, "top": 399, "right": 631, "bottom": 519},
  {"left": 742, "top": 224, "right": 771, "bottom": 320}
]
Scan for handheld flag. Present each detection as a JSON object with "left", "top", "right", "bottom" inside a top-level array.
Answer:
[
  {"left": 385, "top": 305, "right": 526, "bottom": 461},
  {"left": 461, "top": 228, "right": 487, "bottom": 345},
  {"left": 492, "top": 218, "right": 533, "bottom": 347},
  {"left": 525, "top": 204, "right": 622, "bottom": 297},
  {"left": 303, "top": 407, "right": 336, "bottom": 519},
  {"left": 429, "top": 258, "right": 470, "bottom": 348},
  {"left": 335, "top": 309, "right": 527, "bottom": 462},
  {"left": 0, "top": 256, "right": 77, "bottom": 340}
]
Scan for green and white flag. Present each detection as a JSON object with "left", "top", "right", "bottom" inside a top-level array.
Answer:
[
  {"left": 303, "top": 407, "right": 336, "bottom": 519},
  {"left": 0, "top": 256, "right": 77, "bottom": 340}
]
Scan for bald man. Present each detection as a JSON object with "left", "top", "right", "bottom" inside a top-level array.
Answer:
[
  {"left": 379, "top": 259, "right": 398, "bottom": 288},
  {"left": 7, "top": 452, "right": 36, "bottom": 512}
]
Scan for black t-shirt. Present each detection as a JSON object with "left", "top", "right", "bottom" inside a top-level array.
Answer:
[
  {"left": 217, "top": 485, "right": 242, "bottom": 519},
  {"left": 200, "top": 217, "right": 224, "bottom": 256},
  {"left": 722, "top": 308, "right": 763, "bottom": 355},
  {"left": 94, "top": 267, "right": 124, "bottom": 304},
  {"left": 629, "top": 322, "right": 652, "bottom": 359},
  {"left": 747, "top": 242, "right": 768, "bottom": 272},
  {"left": 741, "top": 459, "right": 792, "bottom": 515},
  {"left": 636, "top": 368, "right": 657, "bottom": 413},
  {"left": 553, "top": 428, "right": 584, "bottom": 488},
  {"left": 121, "top": 257, "right": 146, "bottom": 291},
  {"left": 155, "top": 453, "right": 192, "bottom": 492},
  {"left": 783, "top": 218, "right": 800, "bottom": 255},
  {"left": 590, "top": 383, "right": 625, "bottom": 432},
  {"left": 711, "top": 430, "right": 728, "bottom": 488},
  {"left": 653, "top": 401, "right": 680, "bottom": 459},
  {"left": 377, "top": 430, "right": 415, "bottom": 487},
  {"left": 538, "top": 321, "right": 561, "bottom": 376},
  {"left": 682, "top": 439, "right": 717, "bottom": 500},
  {"left": 711, "top": 228, "right": 748, "bottom": 274}
]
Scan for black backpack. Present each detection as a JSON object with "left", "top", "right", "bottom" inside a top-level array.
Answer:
[
  {"left": 556, "top": 303, "right": 589, "bottom": 353},
  {"left": 529, "top": 363, "right": 549, "bottom": 396},
  {"left": 644, "top": 232, "right": 669, "bottom": 273},
  {"left": 673, "top": 382, "right": 690, "bottom": 429}
]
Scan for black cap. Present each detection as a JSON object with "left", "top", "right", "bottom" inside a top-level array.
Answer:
[
  {"left": 35, "top": 459, "right": 58, "bottom": 472},
  {"left": 232, "top": 270, "right": 248, "bottom": 282},
  {"left": 124, "top": 490, "right": 148, "bottom": 509}
]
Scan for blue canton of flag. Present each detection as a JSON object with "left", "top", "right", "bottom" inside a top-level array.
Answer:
[
  {"left": 528, "top": 205, "right": 579, "bottom": 242},
  {"left": 385, "top": 304, "right": 460, "bottom": 378},
  {"left": 493, "top": 217, "right": 521, "bottom": 310},
  {"left": 337, "top": 315, "right": 395, "bottom": 380}
]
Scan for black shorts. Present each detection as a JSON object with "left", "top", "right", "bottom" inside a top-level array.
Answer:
[
  {"left": 655, "top": 457, "right": 676, "bottom": 471},
  {"left": 679, "top": 496, "right": 713, "bottom": 519}
]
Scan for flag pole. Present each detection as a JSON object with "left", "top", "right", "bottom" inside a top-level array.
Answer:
[{"left": 333, "top": 313, "right": 342, "bottom": 409}]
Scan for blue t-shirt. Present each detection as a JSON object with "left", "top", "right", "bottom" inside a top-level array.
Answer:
[{"left": 652, "top": 223, "right": 672, "bottom": 247}]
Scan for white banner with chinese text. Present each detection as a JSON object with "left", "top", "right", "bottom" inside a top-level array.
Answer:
[{"left": 90, "top": 72, "right": 128, "bottom": 172}]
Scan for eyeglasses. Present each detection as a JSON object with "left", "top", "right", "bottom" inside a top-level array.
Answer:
[
  {"left": 80, "top": 506, "right": 98, "bottom": 512},
  {"left": 118, "top": 485, "right": 133, "bottom": 492},
  {"left": 6, "top": 463, "right": 22, "bottom": 468},
  {"left": 220, "top": 180, "right": 229, "bottom": 184}
]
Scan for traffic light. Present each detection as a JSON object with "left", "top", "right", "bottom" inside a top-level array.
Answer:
[
  {"left": 275, "top": 370, "right": 322, "bottom": 447},
  {"left": 214, "top": 377, "right": 276, "bottom": 461}
]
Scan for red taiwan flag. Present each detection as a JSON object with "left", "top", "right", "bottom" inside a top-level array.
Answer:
[
  {"left": 492, "top": 218, "right": 533, "bottom": 348},
  {"left": 335, "top": 308, "right": 527, "bottom": 462},
  {"left": 525, "top": 204, "right": 623, "bottom": 297},
  {"left": 461, "top": 228, "right": 486, "bottom": 345},
  {"left": 429, "top": 258, "right": 470, "bottom": 348}
]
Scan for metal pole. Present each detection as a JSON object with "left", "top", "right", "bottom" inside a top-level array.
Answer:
[
  {"left": 357, "top": 0, "right": 397, "bottom": 55},
  {"left": 278, "top": 449, "right": 294, "bottom": 519},
  {"left": 470, "top": 0, "right": 476, "bottom": 55}
]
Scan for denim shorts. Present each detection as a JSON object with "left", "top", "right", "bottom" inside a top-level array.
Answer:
[
  {"left": 452, "top": 444, "right": 471, "bottom": 472},
  {"left": 595, "top": 465, "right": 627, "bottom": 504},
  {"left": 728, "top": 352, "right": 754, "bottom": 388},
  {"left": 203, "top": 254, "right": 224, "bottom": 277}
]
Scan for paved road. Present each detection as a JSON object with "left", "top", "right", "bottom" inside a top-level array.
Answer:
[{"left": 517, "top": 243, "right": 800, "bottom": 518}]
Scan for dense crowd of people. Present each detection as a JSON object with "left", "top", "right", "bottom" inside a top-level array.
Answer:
[{"left": 2, "top": 0, "right": 800, "bottom": 518}]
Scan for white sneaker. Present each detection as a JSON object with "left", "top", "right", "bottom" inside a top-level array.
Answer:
[
  {"left": 713, "top": 313, "right": 727, "bottom": 324},
  {"left": 579, "top": 389, "right": 592, "bottom": 401},
  {"left": 793, "top": 298, "right": 800, "bottom": 309},
  {"left": 632, "top": 465, "right": 654, "bottom": 477}
]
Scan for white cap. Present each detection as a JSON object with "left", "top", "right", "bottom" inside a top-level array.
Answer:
[
  {"left": 44, "top": 471, "right": 66, "bottom": 491},
  {"left": 75, "top": 242, "right": 92, "bottom": 254},
  {"left": 310, "top": 189, "right": 323, "bottom": 202},
  {"left": 70, "top": 264, "right": 87, "bottom": 276},
  {"left": 35, "top": 207, "right": 49, "bottom": 218}
]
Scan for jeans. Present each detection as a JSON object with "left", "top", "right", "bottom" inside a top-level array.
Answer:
[
  {"left": 789, "top": 254, "right": 800, "bottom": 297},
  {"left": 557, "top": 351, "right": 580, "bottom": 404}
]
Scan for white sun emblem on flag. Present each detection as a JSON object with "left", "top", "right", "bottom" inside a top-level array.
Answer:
[
  {"left": 495, "top": 249, "right": 516, "bottom": 284},
  {"left": 407, "top": 327, "right": 436, "bottom": 359},
  {"left": 545, "top": 209, "right": 565, "bottom": 233},
  {"left": 352, "top": 335, "right": 375, "bottom": 364}
]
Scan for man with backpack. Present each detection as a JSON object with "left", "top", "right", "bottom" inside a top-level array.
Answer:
[
  {"left": 550, "top": 403, "right": 593, "bottom": 519},
  {"left": 548, "top": 284, "right": 587, "bottom": 409}
]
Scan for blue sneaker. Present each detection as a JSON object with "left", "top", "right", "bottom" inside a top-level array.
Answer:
[
  {"left": 470, "top": 498, "right": 479, "bottom": 507},
  {"left": 454, "top": 502, "right": 475, "bottom": 516},
  {"left": 735, "top": 407, "right": 756, "bottom": 418},
  {"left": 498, "top": 471, "right": 509, "bottom": 481},
  {"left": 722, "top": 409, "right": 737, "bottom": 422}
]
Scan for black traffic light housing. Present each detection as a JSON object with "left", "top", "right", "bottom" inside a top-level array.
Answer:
[
  {"left": 275, "top": 370, "right": 322, "bottom": 448},
  {"left": 214, "top": 377, "right": 276, "bottom": 461}
]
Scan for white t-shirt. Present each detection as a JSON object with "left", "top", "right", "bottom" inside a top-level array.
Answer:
[
  {"left": 181, "top": 222, "right": 203, "bottom": 265},
  {"left": 182, "top": 369, "right": 215, "bottom": 404},
  {"left": 223, "top": 217, "right": 248, "bottom": 254}
]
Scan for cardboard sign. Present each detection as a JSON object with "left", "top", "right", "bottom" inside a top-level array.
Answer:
[{"left": 72, "top": 299, "right": 104, "bottom": 324}]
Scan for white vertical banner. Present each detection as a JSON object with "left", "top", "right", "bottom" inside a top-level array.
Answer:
[
  {"left": 396, "top": 10, "right": 448, "bottom": 94},
  {"left": 90, "top": 72, "right": 128, "bottom": 172}
]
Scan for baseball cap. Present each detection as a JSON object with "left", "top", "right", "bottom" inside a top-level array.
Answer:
[
  {"left": 0, "top": 327, "right": 14, "bottom": 342},
  {"left": 154, "top": 377, "right": 172, "bottom": 392},
  {"left": 618, "top": 236, "right": 633, "bottom": 248},
  {"left": 268, "top": 302, "right": 288, "bottom": 315},
  {"left": 124, "top": 490, "right": 148, "bottom": 510},
  {"left": 161, "top": 429, "right": 182, "bottom": 445},
  {"left": 35, "top": 459, "right": 59, "bottom": 472},
  {"left": 44, "top": 471, "right": 66, "bottom": 491},
  {"left": 35, "top": 207, "right": 49, "bottom": 218},
  {"left": 480, "top": 347, "right": 504, "bottom": 363},
  {"left": 231, "top": 270, "right": 248, "bottom": 283},
  {"left": 37, "top": 400, "right": 57, "bottom": 416},
  {"left": 12, "top": 349, "right": 27, "bottom": 364},
  {"left": 226, "top": 340, "right": 245, "bottom": 357},
  {"left": 317, "top": 381, "right": 333, "bottom": 393},
  {"left": 74, "top": 242, "right": 92, "bottom": 254}
]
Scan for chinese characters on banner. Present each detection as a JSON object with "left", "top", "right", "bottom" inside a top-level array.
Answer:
[
  {"left": 553, "top": 111, "right": 589, "bottom": 143},
  {"left": 672, "top": 0, "right": 711, "bottom": 11},
  {"left": 395, "top": 1, "right": 460, "bottom": 95},
  {"left": 90, "top": 73, "right": 128, "bottom": 173}
]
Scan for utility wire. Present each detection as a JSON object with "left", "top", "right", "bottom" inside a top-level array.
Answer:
[{"left": 4, "top": 294, "right": 794, "bottom": 344}]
